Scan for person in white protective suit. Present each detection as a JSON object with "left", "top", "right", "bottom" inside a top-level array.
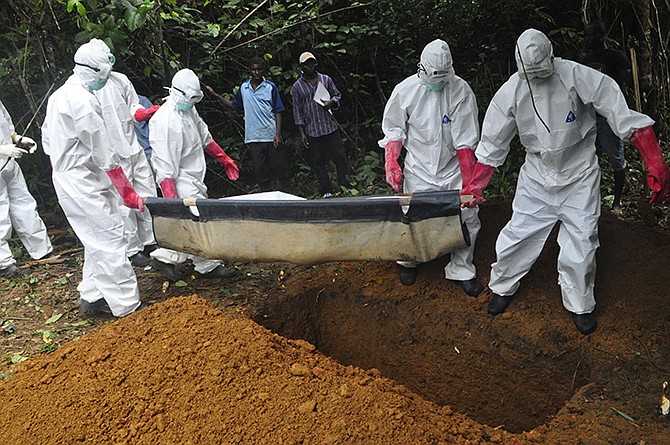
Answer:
[
  {"left": 88, "top": 39, "right": 161, "bottom": 268},
  {"left": 148, "top": 68, "right": 240, "bottom": 281},
  {"left": 461, "top": 29, "right": 670, "bottom": 334},
  {"left": 0, "top": 100, "right": 53, "bottom": 277},
  {"left": 379, "top": 39, "right": 484, "bottom": 297},
  {"left": 41, "top": 41, "right": 147, "bottom": 317}
]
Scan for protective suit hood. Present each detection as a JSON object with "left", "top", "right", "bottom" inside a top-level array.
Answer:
[
  {"left": 418, "top": 39, "right": 455, "bottom": 88},
  {"left": 88, "top": 38, "right": 116, "bottom": 66},
  {"left": 73, "top": 41, "right": 112, "bottom": 91},
  {"left": 515, "top": 28, "right": 554, "bottom": 80},
  {"left": 170, "top": 69, "right": 204, "bottom": 111}
]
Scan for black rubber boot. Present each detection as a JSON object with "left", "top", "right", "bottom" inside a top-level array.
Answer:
[
  {"left": 460, "top": 277, "right": 484, "bottom": 297},
  {"left": 79, "top": 298, "right": 113, "bottom": 315},
  {"left": 572, "top": 312, "right": 597, "bottom": 335},
  {"left": 612, "top": 170, "right": 625, "bottom": 215},
  {"left": 398, "top": 265, "right": 417, "bottom": 286},
  {"left": 0, "top": 264, "right": 31, "bottom": 278},
  {"left": 488, "top": 294, "right": 513, "bottom": 315},
  {"left": 143, "top": 244, "right": 159, "bottom": 255},
  {"left": 149, "top": 259, "right": 184, "bottom": 281},
  {"left": 200, "top": 265, "right": 238, "bottom": 279},
  {"left": 129, "top": 252, "right": 151, "bottom": 267}
]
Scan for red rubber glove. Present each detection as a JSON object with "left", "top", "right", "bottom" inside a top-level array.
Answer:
[
  {"left": 106, "top": 166, "right": 145, "bottom": 211},
  {"left": 460, "top": 162, "right": 495, "bottom": 208},
  {"left": 384, "top": 140, "right": 403, "bottom": 192},
  {"left": 160, "top": 178, "right": 178, "bottom": 198},
  {"left": 204, "top": 140, "right": 239, "bottom": 180},
  {"left": 629, "top": 126, "right": 670, "bottom": 204},
  {"left": 456, "top": 148, "right": 476, "bottom": 188},
  {"left": 134, "top": 105, "right": 160, "bottom": 122}
]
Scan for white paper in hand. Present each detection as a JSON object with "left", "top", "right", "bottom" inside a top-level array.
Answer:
[{"left": 313, "top": 82, "right": 333, "bottom": 114}]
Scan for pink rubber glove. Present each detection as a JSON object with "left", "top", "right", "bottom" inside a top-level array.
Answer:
[
  {"left": 106, "top": 166, "right": 145, "bottom": 211},
  {"left": 134, "top": 105, "right": 160, "bottom": 122},
  {"left": 630, "top": 126, "right": 670, "bottom": 204},
  {"left": 204, "top": 140, "right": 239, "bottom": 180},
  {"left": 384, "top": 140, "right": 403, "bottom": 192},
  {"left": 456, "top": 148, "right": 476, "bottom": 188},
  {"left": 160, "top": 178, "right": 178, "bottom": 198},
  {"left": 460, "top": 162, "right": 495, "bottom": 208}
]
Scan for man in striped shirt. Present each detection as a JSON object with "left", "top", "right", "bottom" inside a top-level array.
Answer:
[{"left": 290, "top": 51, "right": 349, "bottom": 198}]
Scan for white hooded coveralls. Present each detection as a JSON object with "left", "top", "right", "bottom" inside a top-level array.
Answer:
[
  {"left": 41, "top": 72, "right": 140, "bottom": 317},
  {"left": 477, "top": 29, "right": 653, "bottom": 314},
  {"left": 378, "top": 40, "right": 481, "bottom": 281},
  {"left": 0, "top": 100, "right": 52, "bottom": 267},
  {"left": 94, "top": 71, "right": 157, "bottom": 257},
  {"left": 148, "top": 69, "right": 224, "bottom": 274}
]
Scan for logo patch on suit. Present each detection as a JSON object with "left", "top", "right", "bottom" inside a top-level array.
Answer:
[
  {"left": 565, "top": 111, "right": 576, "bottom": 123},
  {"left": 442, "top": 114, "right": 452, "bottom": 124}
]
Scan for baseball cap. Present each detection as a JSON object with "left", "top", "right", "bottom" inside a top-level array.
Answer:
[{"left": 299, "top": 52, "right": 316, "bottom": 64}]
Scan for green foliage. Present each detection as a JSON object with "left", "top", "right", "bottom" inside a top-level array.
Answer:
[{"left": 0, "top": 0, "right": 667, "bottom": 228}]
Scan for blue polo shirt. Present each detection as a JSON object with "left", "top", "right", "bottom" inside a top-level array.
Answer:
[{"left": 232, "top": 79, "right": 284, "bottom": 143}]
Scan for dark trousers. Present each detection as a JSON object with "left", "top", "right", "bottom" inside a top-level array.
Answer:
[
  {"left": 248, "top": 142, "right": 290, "bottom": 192},
  {"left": 306, "top": 130, "right": 349, "bottom": 194}
]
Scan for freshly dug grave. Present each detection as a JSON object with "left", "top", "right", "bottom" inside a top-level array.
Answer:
[{"left": 0, "top": 203, "right": 669, "bottom": 444}]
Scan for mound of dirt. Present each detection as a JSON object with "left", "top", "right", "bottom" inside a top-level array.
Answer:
[
  {"left": 1, "top": 295, "right": 507, "bottom": 444},
  {"left": 1, "top": 203, "right": 669, "bottom": 444}
]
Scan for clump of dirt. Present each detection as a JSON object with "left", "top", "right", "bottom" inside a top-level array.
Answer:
[{"left": 1, "top": 203, "right": 669, "bottom": 444}]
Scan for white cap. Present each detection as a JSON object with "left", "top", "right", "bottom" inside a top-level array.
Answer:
[{"left": 299, "top": 52, "right": 316, "bottom": 64}]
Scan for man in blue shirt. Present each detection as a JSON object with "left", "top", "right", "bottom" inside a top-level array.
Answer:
[{"left": 207, "top": 56, "right": 289, "bottom": 192}]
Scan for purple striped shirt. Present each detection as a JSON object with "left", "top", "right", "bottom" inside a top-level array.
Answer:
[{"left": 290, "top": 73, "right": 341, "bottom": 137}]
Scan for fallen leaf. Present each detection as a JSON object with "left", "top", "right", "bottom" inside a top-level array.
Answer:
[
  {"left": 611, "top": 407, "right": 639, "bottom": 428},
  {"left": 42, "top": 330, "right": 56, "bottom": 344},
  {"left": 10, "top": 353, "right": 27, "bottom": 364},
  {"left": 45, "top": 313, "right": 63, "bottom": 324}
]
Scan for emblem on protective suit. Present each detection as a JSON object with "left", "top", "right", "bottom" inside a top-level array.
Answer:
[
  {"left": 565, "top": 111, "right": 576, "bottom": 123},
  {"left": 442, "top": 114, "right": 452, "bottom": 124}
]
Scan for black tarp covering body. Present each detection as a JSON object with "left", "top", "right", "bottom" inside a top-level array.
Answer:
[{"left": 145, "top": 191, "right": 469, "bottom": 265}]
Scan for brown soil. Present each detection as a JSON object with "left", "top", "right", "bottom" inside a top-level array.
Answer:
[{"left": 1, "top": 202, "right": 669, "bottom": 444}]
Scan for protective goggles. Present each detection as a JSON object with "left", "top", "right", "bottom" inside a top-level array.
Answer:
[
  {"left": 417, "top": 62, "right": 451, "bottom": 80},
  {"left": 75, "top": 61, "right": 112, "bottom": 79},
  {"left": 172, "top": 85, "right": 204, "bottom": 104}
]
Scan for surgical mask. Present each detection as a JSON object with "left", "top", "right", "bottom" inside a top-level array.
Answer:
[
  {"left": 424, "top": 80, "right": 447, "bottom": 91},
  {"left": 529, "top": 75, "right": 550, "bottom": 85},
  {"left": 89, "top": 77, "right": 108, "bottom": 90},
  {"left": 176, "top": 101, "right": 194, "bottom": 112},
  {"left": 108, "top": 53, "right": 116, "bottom": 66}
]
